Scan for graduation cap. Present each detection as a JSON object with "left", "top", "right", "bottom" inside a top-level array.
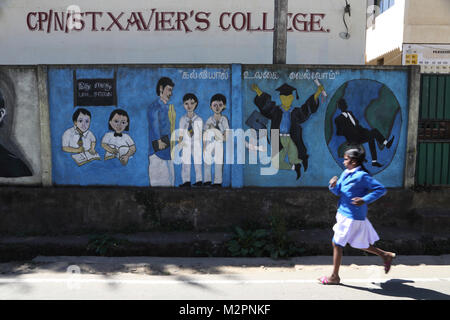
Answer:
[
  {"left": 245, "top": 110, "right": 270, "bottom": 144},
  {"left": 246, "top": 110, "right": 268, "bottom": 130},
  {"left": 276, "top": 83, "right": 299, "bottom": 99}
]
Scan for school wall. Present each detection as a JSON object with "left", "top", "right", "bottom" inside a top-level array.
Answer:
[
  {"left": 0, "top": 64, "right": 430, "bottom": 236},
  {"left": 1, "top": 186, "right": 450, "bottom": 236},
  {"left": 44, "top": 64, "right": 413, "bottom": 188}
]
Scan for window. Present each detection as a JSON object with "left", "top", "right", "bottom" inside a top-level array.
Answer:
[{"left": 375, "top": 0, "right": 395, "bottom": 14}]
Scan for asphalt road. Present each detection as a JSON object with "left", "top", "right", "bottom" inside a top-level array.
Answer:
[{"left": 0, "top": 255, "right": 449, "bottom": 301}]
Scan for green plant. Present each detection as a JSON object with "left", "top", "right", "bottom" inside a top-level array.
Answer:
[
  {"left": 226, "top": 227, "right": 269, "bottom": 257},
  {"left": 226, "top": 211, "right": 305, "bottom": 259},
  {"left": 267, "top": 214, "right": 304, "bottom": 259},
  {"left": 86, "top": 234, "right": 128, "bottom": 256}
]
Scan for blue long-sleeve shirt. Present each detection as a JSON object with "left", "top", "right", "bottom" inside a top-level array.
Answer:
[{"left": 328, "top": 167, "right": 386, "bottom": 220}]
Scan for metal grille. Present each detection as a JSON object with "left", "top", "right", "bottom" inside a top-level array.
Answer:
[{"left": 418, "top": 120, "right": 450, "bottom": 142}]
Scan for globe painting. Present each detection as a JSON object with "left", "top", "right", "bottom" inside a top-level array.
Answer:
[{"left": 325, "top": 79, "right": 401, "bottom": 175}]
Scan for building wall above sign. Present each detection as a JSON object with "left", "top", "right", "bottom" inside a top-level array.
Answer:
[{"left": 0, "top": 0, "right": 366, "bottom": 65}]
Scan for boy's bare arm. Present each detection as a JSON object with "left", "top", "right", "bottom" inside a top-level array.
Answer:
[{"left": 62, "top": 146, "right": 84, "bottom": 153}]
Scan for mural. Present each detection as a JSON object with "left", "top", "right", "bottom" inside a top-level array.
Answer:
[
  {"left": 49, "top": 66, "right": 231, "bottom": 187},
  {"left": 0, "top": 72, "right": 33, "bottom": 178},
  {"left": 49, "top": 66, "right": 409, "bottom": 188},
  {"left": 250, "top": 82, "right": 324, "bottom": 180},
  {"left": 242, "top": 67, "right": 408, "bottom": 187},
  {"left": 325, "top": 79, "right": 401, "bottom": 175}
]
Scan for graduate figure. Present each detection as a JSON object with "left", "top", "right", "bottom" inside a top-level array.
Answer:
[
  {"left": 101, "top": 109, "right": 136, "bottom": 166},
  {"left": 251, "top": 82, "right": 324, "bottom": 180}
]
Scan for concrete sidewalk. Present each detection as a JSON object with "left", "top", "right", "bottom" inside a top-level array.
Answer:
[{"left": 1, "top": 254, "right": 450, "bottom": 277}]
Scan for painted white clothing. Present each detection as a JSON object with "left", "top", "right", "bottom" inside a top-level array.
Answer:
[
  {"left": 332, "top": 212, "right": 380, "bottom": 249},
  {"left": 203, "top": 114, "right": 229, "bottom": 134},
  {"left": 101, "top": 131, "right": 135, "bottom": 160},
  {"left": 62, "top": 126, "right": 100, "bottom": 165},
  {"left": 179, "top": 113, "right": 203, "bottom": 183},
  {"left": 203, "top": 115, "right": 229, "bottom": 184},
  {"left": 148, "top": 154, "right": 174, "bottom": 187},
  {"left": 342, "top": 112, "right": 356, "bottom": 126}
]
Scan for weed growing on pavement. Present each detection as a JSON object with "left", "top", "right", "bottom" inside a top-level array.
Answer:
[
  {"left": 226, "top": 210, "right": 305, "bottom": 259},
  {"left": 227, "top": 227, "right": 269, "bottom": 257}
]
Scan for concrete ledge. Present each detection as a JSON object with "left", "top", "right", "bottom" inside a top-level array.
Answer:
[{"left": 1, "top": 227, "right": 449, "bottom": 262}]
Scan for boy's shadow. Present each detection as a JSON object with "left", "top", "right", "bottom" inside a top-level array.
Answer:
[{"left": 341, "top": 279, "right": 450, "bottom": 300}]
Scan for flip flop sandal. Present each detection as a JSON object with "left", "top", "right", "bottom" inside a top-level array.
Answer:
[
  {"left": 384, "top": 253, "right": 397, "bottom": 274},
  {"left": 318, "top": 276, "right": 340, "bottom": 285}
]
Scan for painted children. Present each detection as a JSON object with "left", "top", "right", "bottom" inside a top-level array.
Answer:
[
  {"left": 178, "top": 93, "right": 203, "bottom": 187},
  {"left": 62, "top": 108, "right": 100, "bottom": 166},
  {"left": 203, "top": 93, "right": 229, "bottom": 187},
  {"left": 101, "top": 109, "right": 136, "bottom": 166}
]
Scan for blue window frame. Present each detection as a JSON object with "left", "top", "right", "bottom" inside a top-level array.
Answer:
[{"left": 379, "top": 0, "right": 395, "bottom": 13}]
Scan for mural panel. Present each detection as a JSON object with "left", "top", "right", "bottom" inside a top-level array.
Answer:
[
  {"left": 49, "top": 65, "right": 409, "bottom": 188},
  {"left": 49, "top": 66, "right": 232, "bottom": 187},
  {"left": 242, "top": 67, "right": 409, "bottom": 187}
]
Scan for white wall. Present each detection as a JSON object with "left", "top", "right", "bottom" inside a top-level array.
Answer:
[
  {"left": 365, "top": 0, "right": 405, "bottom": 63},
  {"left": 0, "top": 0, "right": 366, "bottom": 65}
]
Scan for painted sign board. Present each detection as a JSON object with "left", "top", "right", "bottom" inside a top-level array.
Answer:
[{"left": 0, "top": 0, "right": 366, "bottom": 65}]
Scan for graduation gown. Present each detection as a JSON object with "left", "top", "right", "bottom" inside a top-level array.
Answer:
[{"left": 253, "top": 92, "right": 319, "bottom": 163}]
